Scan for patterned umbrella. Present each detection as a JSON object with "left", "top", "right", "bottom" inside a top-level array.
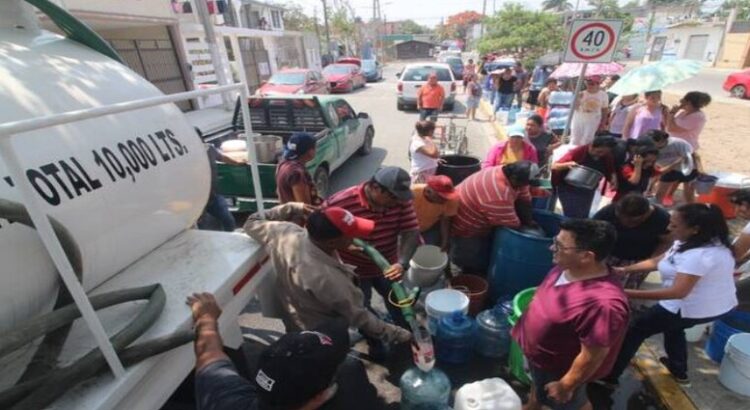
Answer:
[
  {"left": 608, "top": 59, "right": 703, "bottom": 95},
  {"left": 549, "top": 62, "right": 624, "bottom": 79}
]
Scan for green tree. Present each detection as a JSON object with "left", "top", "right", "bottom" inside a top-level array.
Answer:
[
  {"left": 400, "top": 19, "right": 429, "bottom": 35},
  {"left": 542, "top": 0, "right": 573, "bottom": 12},
  {"left": 479, "top": 3, "right": 566, "bottom": 65},
  {"left": 720, "top": 0, "right": 750, "bottom": 20},
  {"left": 280, "top": 3, "right": 319, "bottom": 32}
]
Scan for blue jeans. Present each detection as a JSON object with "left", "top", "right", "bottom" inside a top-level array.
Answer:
[
  {"left": 204, "top": 193, "right": 236, "bottom": 232},
  {"left": 493, "top": 92, "right": 513, "bottom": 112},
  {"left": 605, "top": 304, "right": 728, "bottom": 381},
  {"left": 419, "top": 108, "right": 439, "bottom": 122}
]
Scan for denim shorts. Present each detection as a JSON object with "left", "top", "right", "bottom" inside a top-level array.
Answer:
[{"left": 530, "top": 366, "right": 588, "bottom": 410}]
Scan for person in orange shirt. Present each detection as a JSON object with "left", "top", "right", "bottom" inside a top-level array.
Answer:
[
  {"left": 417, "top": 73, "right": 445, "bottom": 122},
  {"left": 411, "top": 175, "right": 460, "bottom": 251}
]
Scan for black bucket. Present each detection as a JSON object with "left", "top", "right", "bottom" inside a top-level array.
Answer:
[{"left": 437, "top": 155, "right": 481, "bottom": 186}]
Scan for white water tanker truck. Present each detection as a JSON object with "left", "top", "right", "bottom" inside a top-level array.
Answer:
[{"left": 0, "top": 1, "right": 271, "bottom": 409}]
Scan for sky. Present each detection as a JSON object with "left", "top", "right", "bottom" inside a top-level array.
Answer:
[{"left": 287, "top": 0, "right": 726, "bottom": 27}]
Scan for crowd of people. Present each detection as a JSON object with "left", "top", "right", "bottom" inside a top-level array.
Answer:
[{"left": 188, "top": 57, "right": 749, "bottom": 410}]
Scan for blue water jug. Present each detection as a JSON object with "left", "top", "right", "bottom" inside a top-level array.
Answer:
[
  {"left": 507, "top": 107, "right": 519, "bottom": 125},
  {"left": 475, "top": 301, "right": 513, "bottom": 358},
  {"left": 435, "top": 312, "right": 476, "bottom": 364},
  {"left": 400, "top": 367, "right": 451, "bottom": 409}
]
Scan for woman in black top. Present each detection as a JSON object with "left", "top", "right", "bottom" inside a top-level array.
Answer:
[{"left": 491, "top": 67, "right": 516, "bottom": 115}]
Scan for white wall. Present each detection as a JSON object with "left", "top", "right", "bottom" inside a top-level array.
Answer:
[
  {"left": 664, "top": 25, "right": 725, "bottom": 63},
  {"left": 57, "top": 0, "right": 174, "bottom": 19}
]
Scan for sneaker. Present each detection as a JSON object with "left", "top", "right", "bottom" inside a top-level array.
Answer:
[
  {"left": 661, "top": 196, "right": 675, "bottom": 207},
  {"left": 659, "top": 357, "right": 690, "bottom": 386}
]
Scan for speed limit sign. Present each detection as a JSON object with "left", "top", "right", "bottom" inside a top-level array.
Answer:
[{"left": 563, "top": 19, "right": 624, "bottom": 63}]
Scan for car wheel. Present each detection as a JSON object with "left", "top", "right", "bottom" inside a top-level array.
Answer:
[
  {"left": 358, "top": 127, "right": 374, "bottom": 156},
  {"left": 313, "top": 166, "right": 330, "bottom": 198},
  {"left": 731, "top": 85, "right": 747, "bottom": 99}
]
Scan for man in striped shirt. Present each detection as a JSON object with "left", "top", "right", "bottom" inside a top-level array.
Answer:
[
  {"left": 451, "top": 161, "right": 539, "bottom": 274},
  {"left": 324, "top": 167, "right": 420, "bottom": 327}
]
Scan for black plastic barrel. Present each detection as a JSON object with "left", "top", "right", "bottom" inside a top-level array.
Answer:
[{"left": 436, "top": 155, "right": 481, "bottom": 186}]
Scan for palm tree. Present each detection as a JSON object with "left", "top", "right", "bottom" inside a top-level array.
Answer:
[{"left": 542, "top": 0, "right": 573, "bottom": 12}]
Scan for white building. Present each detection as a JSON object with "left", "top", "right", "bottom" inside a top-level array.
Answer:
[{"left": 648, "top": 21, "right": 726, "bottom": 63}]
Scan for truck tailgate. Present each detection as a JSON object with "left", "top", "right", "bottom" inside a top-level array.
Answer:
[{"left": 48, "top": 229, "right": 271, "bottom": 410}]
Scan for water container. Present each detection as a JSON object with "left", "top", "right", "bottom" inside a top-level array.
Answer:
[
  {"left": 454, "top": 378, "right": 522, "bottom": 410},
  {"left": 487, "top": 210, "right": 563, "bottom": 302},
  {"left": 706, "top": 310, "right": 750, "bottom": 362},
  {"left": 496, "top": 109, "right": 509, "bottom": 125},
  {"left": 507, "top": 107, "right": 518, "bottom": 125},
  {"left": 508, "top": 288, "right": 536, "bottom": 385},
  {"left": 450, "top": 274, "right": 489, "bottom": 316},
  {"left": 436, "top": 155, "right": 481, "bottom": 186},
  {"left": 475, "top": 302, "right": 513, "bottom": 358},
  {"left": 547, "top": 107, "right": 570, "bottom": 119},
  {"left": 696, "top": 171, "right": 750, "bottom": 219},
  {"left": 425, "top": 289, "right": 470, "bottom": 335},
  {"left": 399, "top": 367, "right": 451, "bottom": 409},
  {"left": 718, "top": 333, "right": 750, "bottom": 397},
  {"left": 407, "top": 245, "right": 448, "bottom": 288},
  {"left": 435, "top": 312, "right": 476, "bottom": 364},
  {"left": 546, "top": 117, "right": 567, "bottom": 131},
  {"left": 548, "top": 91, "right": 574, "bottom": 106}
]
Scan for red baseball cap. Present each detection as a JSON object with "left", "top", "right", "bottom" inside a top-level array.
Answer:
[
  {"left": 426, "top": 175, "right": 459, "bottom": 200},
  {"left": 322, "top": 207, "right": 375, "bottom": 237}
]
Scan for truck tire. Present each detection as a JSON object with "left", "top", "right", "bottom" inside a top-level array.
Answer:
[
  {"left": 397, "top": 102, "right": 404, "bottom": 111},
  {"left": 314, "top": 166, "right": 330, "bottom": 198},
  {"left": 357, "top": 127, "right": 374, "bottom": 156}
]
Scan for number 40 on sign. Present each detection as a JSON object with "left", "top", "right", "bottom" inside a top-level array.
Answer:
[{"left": 563, "top": 19, "right": 624, "bottom": 64}]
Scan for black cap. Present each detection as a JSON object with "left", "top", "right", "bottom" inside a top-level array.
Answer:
[
  {"left": 373, "top": 166, "right": 413, "bottom": 201},
  {"left": 254, "top": 319, "right": 349, "bottom": 408},
  {"left": 283, "top": 132, "right": 316, "bottom": 160}
]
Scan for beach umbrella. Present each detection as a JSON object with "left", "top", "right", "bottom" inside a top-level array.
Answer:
[
  {"left": 549, "top": 62, "right": 624, "bottom": 79},
  {"left": 608, "top": 59, "right": 703, "bottom": 95}
]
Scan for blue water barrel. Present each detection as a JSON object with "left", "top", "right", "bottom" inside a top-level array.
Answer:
[
  {"left": 487, "top": 210, "right": 564, "bottom": 302},
  {"left": 705, "top": 310, "right": 750, "bottom": 363}
]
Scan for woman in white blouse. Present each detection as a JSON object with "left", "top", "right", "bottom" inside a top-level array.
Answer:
[{"left": 601, "top": 203, "right": 737, "bottom": 386}]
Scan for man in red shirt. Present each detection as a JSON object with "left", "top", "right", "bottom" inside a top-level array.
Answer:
[
  {"left": 451, "top": 160, "right": 538, "bottom": 274},
  {"left": 275, "top": 132, "right": 322, "bottom": 205},
  {"left": 512, "top": 219, "right": 629, "bottom": 410},
  {"left": 417, "top": 73, "right": 445, "bottom": 122},
  {"left": 324, "top": 167, "right": 420, "bottom": 327}
]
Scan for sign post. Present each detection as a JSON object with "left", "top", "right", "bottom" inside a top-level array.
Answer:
[{"left": 561, "top": 19, "right": 623, "bottom": 142}]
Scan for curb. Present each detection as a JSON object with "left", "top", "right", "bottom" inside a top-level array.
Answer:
[
  {"left": 479, "top": 99, "right": 506, "bottom": 142},
  {"left": 632, "top": 345, "right": 698, "bottom": 410}
]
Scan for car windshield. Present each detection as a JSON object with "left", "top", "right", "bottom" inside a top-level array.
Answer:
[
  {"left": 268, "top": 72, "right": 306, "bottom": 85},
  {"left": 323, "top": 65, "right": 352, "bottom": 75},
  {"left": 361, "top": 60, "right": 377, "bottom": 70},
  {"left": 403, "top": 67, "right": 452, "bottom": 82},
  {"left": 446, "top": 58, "right": 463, "bottom": 68}
]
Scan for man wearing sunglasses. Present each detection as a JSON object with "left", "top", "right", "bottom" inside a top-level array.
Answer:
[{"left": 512, "top": 219, "right": 629, "bottom": 410}]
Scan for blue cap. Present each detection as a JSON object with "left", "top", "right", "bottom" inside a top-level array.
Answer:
[{"left": 283, "top": 132, "right": 316, "bottom": 160}]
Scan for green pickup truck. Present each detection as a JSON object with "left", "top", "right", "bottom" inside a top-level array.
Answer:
[{"left": 206, "top": 96, "right": 375, "bottom": 211}]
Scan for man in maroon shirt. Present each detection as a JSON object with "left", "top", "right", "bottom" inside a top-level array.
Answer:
[
  {"left": 276, "top": 132, "right": 322, "bottom": 205},
  {"left": 512, "top": 219, "right": 629, "bottom": 410},
  {"left": 324, "top": 167, "right": 420, "bottom": 327}
]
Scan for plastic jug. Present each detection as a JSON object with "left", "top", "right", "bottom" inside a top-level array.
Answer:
[
  {"left": 399, "top": 367, "right": 451, "bottom": 409},
  {"left": 435, "top": 312, "right": 476, "bottom": 364},
  {"left": 454, "top": 378, "right": 522, "bottom": 410},
  {"left": 507, "top": 107, "right": 518, "bottom": 125},
  {"left": 475, "top": 301, "right": 513, "bottom": 358}
]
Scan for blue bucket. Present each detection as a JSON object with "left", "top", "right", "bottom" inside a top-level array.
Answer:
[{"left": 706, "top": 310, "right": 750, "bottom": 363}]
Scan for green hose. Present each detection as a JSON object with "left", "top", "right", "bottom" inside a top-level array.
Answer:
[{"left": 24, "top": 0, "right": 124, "bottom": 64}]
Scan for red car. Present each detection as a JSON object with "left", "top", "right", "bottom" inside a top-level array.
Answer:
[
  {"left": 723, "top": 69, "right": 750, "bottom": 99},
  {"left": 322, "top": 63, "right": 366, "bottom": 93},
  {"left": 256, "top": 68, "right": 329, "bottom": 96},
  {"left": 337, "top": 57, "right": 362, "bottom": 68}
]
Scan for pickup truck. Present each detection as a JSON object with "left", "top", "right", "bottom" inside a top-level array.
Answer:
[{"left": 205, "top": 95, "right": 375, "bottom": 211}]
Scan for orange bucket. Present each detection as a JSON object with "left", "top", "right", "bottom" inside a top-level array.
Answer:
[
  {"left": 450, "top": 274, "right": 488, "bottom": 316},
  {"left": 697, "top": 187, "right": 738, "bottom": 219}
]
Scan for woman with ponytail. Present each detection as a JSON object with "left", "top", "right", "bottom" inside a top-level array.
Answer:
[{"left": 600, "top": 203, "right": 737, "bottom": 387}]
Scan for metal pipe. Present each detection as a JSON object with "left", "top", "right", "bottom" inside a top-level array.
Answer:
[
  {"left": 561, "top": 62, "right": 588, "bottom": 143},
  {"left": 239, "top": 86, "right": 266, "bottom": 215}
]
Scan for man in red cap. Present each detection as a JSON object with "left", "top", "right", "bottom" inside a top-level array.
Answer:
[
  {"left": 243, "top": 203, "right": 411, "bottom": 345},
  {"left": 411, "top": 175, "right": 460, "bottom": 251}
]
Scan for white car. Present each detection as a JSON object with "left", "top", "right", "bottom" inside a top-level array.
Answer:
[{"left": 396, "top": 63, "right": 457, "bottom": 111}]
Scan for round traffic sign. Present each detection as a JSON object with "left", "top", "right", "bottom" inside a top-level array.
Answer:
[{"left": 570, "top": 22, "right": 617, "bottom": 61}]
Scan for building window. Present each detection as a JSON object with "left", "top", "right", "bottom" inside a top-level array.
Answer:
[{"left": 271, "top": 10, "right": 282, "bottom": 29}]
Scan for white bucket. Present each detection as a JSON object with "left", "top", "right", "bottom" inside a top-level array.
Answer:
[
  {"left": 718, "top": 333, "right": 750, "bottom": 397},
  {"left": 425, "top": 289, "right": 469, "bottom": 335},
  {"left": 685, "top": 322, "right": 711, "bottom": 343},
  {"left": 408, "top": 245, "right": 448, "bottom": 288},
  {"left": 454, "top": 378, "right": 522, "bottom": 410}
]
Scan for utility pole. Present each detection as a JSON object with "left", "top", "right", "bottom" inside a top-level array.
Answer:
[
  {"left": 321, "top": 0, "right": 332, "bottom": 57},
  {"left": 314, "top": 6, "right": 323, "bottom": 59},
  {"left": 480, "top": 0, "right": 487, "bottom": 38}
]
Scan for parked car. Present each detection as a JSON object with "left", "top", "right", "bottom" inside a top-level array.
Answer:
[
  {"left": 444, "top": 56, "right": 464, "bottom": 79},
  {"left": 396, "top": 62, "right": 456, "bottom": 111},
  {"left": 723, "top": 69, "right": 750, "bottom": 99},
  {"left": 205, "top": 96, "right": 375, "bottom": 210},
  {"left": 323, "top": 63, "right": 366, "bottom": 93},
  {"left": 361, "top": 59, "right": 383, "bottom": 82},
  {"left": 256, "top": 68, "right": 328, "bottom": 96}
]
